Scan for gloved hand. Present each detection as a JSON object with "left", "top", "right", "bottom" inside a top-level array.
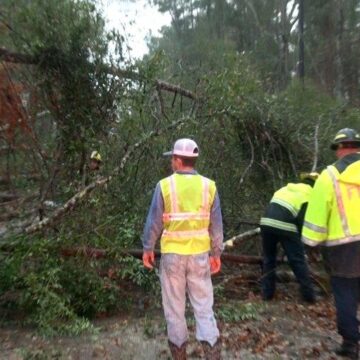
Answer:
[
  {"left": 209, "top": 256, "right": 221, "bottom": 274},
  {"left": 142, "top": 250, "right": 155, "bottom": 269}
]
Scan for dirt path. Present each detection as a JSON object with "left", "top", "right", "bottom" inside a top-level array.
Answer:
[{"left": 0, "top": 291, "right": 346, "bottom": 359}]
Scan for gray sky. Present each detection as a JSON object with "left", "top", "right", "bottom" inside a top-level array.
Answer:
[{"left": 100, "top": 0, "right": 171, "bottom": 59}]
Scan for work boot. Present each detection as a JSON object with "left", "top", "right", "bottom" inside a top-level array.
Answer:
[
  {"left": 201, "top": 339, "right": 221, "bottom": 360},
  {"left": 335, "top": 339, "right": 359, "bottom": 359},
  {"left": 300, "top": 285, "right": 316, "bottom": 304},
  {"left": 168, "top": 340, "right": 187, "bottom": 360}
]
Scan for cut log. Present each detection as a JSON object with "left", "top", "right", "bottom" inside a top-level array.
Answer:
[
  {"left": 59, "top": 246, "right": 283, "bottom": 265},
  {"left": 224, "top": 228, "right": 261, "bottom": 248}
]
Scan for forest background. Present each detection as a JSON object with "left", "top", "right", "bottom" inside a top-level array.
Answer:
[{"left": 0, "top": 0, "right": 359, "bottom": 335}]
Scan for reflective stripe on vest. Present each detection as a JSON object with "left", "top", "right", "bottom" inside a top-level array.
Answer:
[
  {"left": 303, "top": 220, "right": 327, "bottom": 234},
  {"left": 163, "top": 212, "right": 210, "bottom": 221},
  {"left": 162, "top": 176, "right": 211, "bottom": 226},
  {"left": 270, "top": 199, "right": 297, "bottom": 217},
  {"left": 327, "top": 167, "right": 351, "bottom": 237},
  {"left": 260, "top": 217, "right": 298, "bottom": 232},
  {"left": 162, "top": 229, "right": 209, "bottom": 238},
  {"left": 169, "top": 175, "right": 179, "bottom": 213}
]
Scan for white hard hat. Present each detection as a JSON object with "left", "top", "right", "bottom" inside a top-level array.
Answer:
[{"left": 163, "top": 138, "right": 199, "bottom": 158}]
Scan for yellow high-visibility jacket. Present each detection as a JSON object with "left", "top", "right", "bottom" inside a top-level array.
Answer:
[
  {"left": 302, "top": 153, "right": 360, "bottom": 276},
  {"left": 159, "top": 173, "right": 216, "bottom": 255},
  {"left": 260, "top": 183, "right": 312, "bottom": 234}
]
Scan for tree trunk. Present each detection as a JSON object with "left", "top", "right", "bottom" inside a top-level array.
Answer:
[
  {"left": 298, "top": 0, "right": 305, "bottom": 85},
  {"left": 280, "top": 0, "right": 290, "bottom": 90}
]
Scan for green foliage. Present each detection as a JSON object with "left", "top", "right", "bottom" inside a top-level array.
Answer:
[
  {"left": 0, "top": 235, "right": 157, "bottom": 335},
  {"left": 21, "top": 266, "right": 92, "bottom": 336},
  {"left": 117, "top": 256, "right": 160, "bottom": 292},
  {"left": 58, "top": 260, "right": 119, "bottom": 318},
  {"left": 157, "top": 53, "right": 342, "bottom": 230},
  {"left": 216, "top": 302, "right": 265, "bottom": 323},
  {"left": 143, "top": 315, "right": 156, "bottom": 338},
  {"left": 142, "top": 314, "right": 166, "bottom": 338},
  {"left": 16, "top": 347, "right": 61, "bottom": 360},
  {"left": 341, "top": 107, "right": 360, "bottom": 130},
  {"left": 101, "top": 48, "right": 351, "bottom": 233},
  {"left": 114, "top": 219, "right": 140, "bottom": 249}
]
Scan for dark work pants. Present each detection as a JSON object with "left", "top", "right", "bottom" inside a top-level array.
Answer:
[
  {"left": 331, "top": 277, "right": 360, "bottom": 343},
  {"left": 261, "top": 227, "right": 314, "bottom": 300}
]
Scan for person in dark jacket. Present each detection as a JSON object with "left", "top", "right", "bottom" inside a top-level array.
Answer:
[{"left": 260, "top": 172, "right": 318, "bottom": 303}]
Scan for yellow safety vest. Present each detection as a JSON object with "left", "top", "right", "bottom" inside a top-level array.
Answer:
[
  {"left": 302, "top": 160, "right": 360, "bottom": 247},
  {"left": 159, "top": 173, "right": 216, "bottom": 255},
  {"left": 260, "top": 183, "right": 312, "bottom": 233}
]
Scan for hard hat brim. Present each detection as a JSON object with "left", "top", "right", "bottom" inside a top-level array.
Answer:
[{"left": 331, "top": 140, "right": 360, "bottom": 150}]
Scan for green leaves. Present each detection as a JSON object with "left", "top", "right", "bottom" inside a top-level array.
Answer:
[
  {"left": 117, "top": 256, "right": 159, "bottom": 292},
  {"left": 217, "top": 302, "right": 266, "bottom": 322}
]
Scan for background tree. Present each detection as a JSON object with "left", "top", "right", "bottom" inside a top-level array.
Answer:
[{"left": 304, "top": 0, "right": 360, "bottom": 104}]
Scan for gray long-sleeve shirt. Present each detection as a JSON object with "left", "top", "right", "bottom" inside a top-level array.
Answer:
[{"left": 142, "top": 170, "right": 224, "bottom": 257}]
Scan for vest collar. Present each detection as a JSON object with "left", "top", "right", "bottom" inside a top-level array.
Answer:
[{"left": 175, "top": 170, "right": 198, "bottom": 175}]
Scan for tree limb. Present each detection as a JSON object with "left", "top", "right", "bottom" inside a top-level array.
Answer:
[
  {"left": 311, "top": 122, "right": 320, "bottom": 172},
  {"left": 59, "top": 246, "right": 276, "bottom": 265},
  {"left": 224, "top": 228, "right": 260, "bottom": 248},
  {"left": 238, "top": 131, "right": 255, "bottom": 186},
  {"left": 155, "top": 80, "right": 196, "bottom": 100},
  {"left": 22, "top": 119, "right": 186, "bottom": 236},
  {"left": 0, "top": 47, "right": 36, "bottom": 64},
  {"left": 0, "top": 47, "right": 197, "bottom": 100}
]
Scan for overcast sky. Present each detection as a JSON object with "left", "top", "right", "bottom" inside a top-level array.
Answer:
[{"left": 100, "top": 0, "right": 171, "bottom": 59}]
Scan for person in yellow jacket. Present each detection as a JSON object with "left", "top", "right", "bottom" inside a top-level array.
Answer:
[
  {"left": 302, "top": 128, "right": 360, "bottom": 359},
  {"left": 260, "top": 172, "right": 318, "bottom": 302},
  {"left": 142, "top": 138, "right": 223, "bottom": 360}
]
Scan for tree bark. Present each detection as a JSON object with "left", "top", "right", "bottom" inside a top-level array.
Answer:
[
  {"left": 298, "top": 0, "right": 305, "bottom": 85},
  {"left": 0, "top": 48, "right": 37, "bottom": 64},
  {"left": 224, "top": 228, "right": 260, "bottom": 248},
  {"left": 60, "top": 246, "right": 281, "bottom": 265},
  {"left": 0, "top": 47, "right": 196, "bottom": 100}
]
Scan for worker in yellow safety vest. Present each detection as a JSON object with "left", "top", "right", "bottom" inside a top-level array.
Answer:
[
  {"left": 260, "top": 172, "right": 318, "bottom": 303},
  {"left": 142, "top": 138, "right": 223, "bottom": 360},
  {"left": 302, "top": 128, "right": 360, "bottom": 359}
]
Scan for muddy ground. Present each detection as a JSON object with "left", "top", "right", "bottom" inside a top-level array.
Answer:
[{"left": 0, "top": 268, "right": 348, "bottom": 360}]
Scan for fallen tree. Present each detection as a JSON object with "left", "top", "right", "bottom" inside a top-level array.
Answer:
[
  {"left": 60, "top": 246, "right": 273, "bottom": 265},
  {"left": 1, "top": 118, "right": 187, "bottom": 240},
  {"left": 57, "top": 227, "right": 270, "bottom": 266},
  {"left": 224, "top": 228, "right": 261, "bottom": 248},
  {"left": 0, "top": 47, "right": 196, "bottom": 100}
]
